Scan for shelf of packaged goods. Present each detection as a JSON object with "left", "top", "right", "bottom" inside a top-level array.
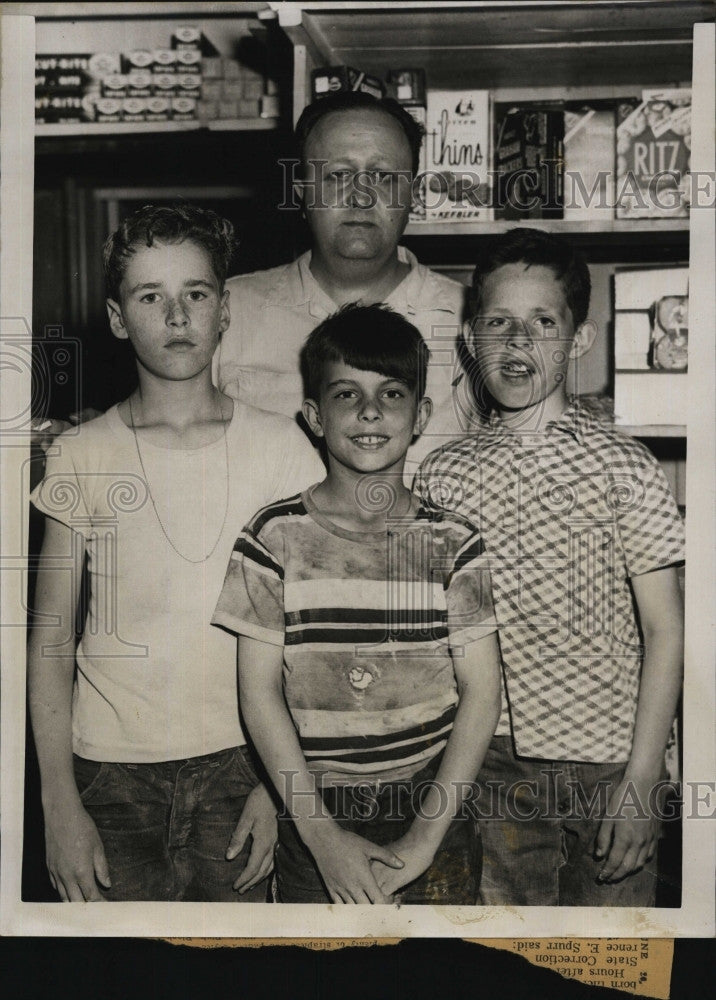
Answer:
[
  {"left": 404, "top": 218, "right": 689, "bottom": 237},
  {"left": 34, "top": 118, "right": 279, "bottom": 137}
]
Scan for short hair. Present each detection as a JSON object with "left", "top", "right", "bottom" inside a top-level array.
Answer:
[
  {"left": 300, "top": 303, "right": 430, "bottom": 402},
  {"left": 295, "top": 92, "right": 424, "bottom": 176},
  {"left": 469, "top": 227, "right": 591, "bottom": 328},
  {"left": 103, "top": 203, "right": 238, "bottom": 301}
]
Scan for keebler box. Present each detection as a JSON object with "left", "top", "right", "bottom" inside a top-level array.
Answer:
[{"left": 424, "top": 90, "right": 492, "bottom": 221}]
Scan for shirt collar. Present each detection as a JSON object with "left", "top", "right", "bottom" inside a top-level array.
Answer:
[
  {"left": 485, "top": 398, "right": 593, "bottom": 446},
  {"left": 262, "top": 247, "right": 459, "bottom": 318}
]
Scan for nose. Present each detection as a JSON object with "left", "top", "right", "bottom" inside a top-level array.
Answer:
[
  {"left": 505, "top": 317, "right": 533, "bottom": 348},
  {"left": 166, "top": 296, "right": 189, "bottom": 327},
  {"left": 348, "top": 172, "right": 375, "bottom": 209},
  {"left": 358, "top": 396, "right": 382, "bottom": 421}
]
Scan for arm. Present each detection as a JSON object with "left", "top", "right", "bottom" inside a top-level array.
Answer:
[
  {"left": 27, "top": 517, "right": 111, "bottom": 901},
  {"left": 596, "top": 565, "right": 684, "bottom": 882},
  {"left": 373, "top": 630, "right": 502, "bottom": 896},
  {"left": 238, "top": 635, "right": 403, "bottom": 903}
]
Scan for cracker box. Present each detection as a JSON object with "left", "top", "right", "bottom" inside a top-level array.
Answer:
[
  {"left": 424, "top": 90, "right": 492, "bottom": 221},
  {"left": 563, "top": 102, "right": 616, "bottom": 222},
  {"left": 494, "top": 102, "right": 564, "bottom": 219},
  {"left": 311, "top": 66, "right": 384, "bottom": 101},
  {"left": 616, "top": 88, "right": 691, "bottom": 218},
  {"left": 387, "top": 70, "right": 427, "bottom": 223}
]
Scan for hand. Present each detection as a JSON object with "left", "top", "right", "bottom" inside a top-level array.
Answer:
[
  {"left": 44, "top": 800, "right": 111, "bottom": 901},
  {"left": 371, "top": 829, "right": 436, "bottom": 898},
  {"left": 227, "top": 782, "right": 277, "bottom": 894},
  {"left": 305, "top": 824, "right": 404, "bottom": 904},
  {"left": 595, "top": 774, "right": 659, "bottom": 884}
]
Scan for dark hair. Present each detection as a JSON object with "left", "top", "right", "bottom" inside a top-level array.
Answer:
[
  {"left": 300, "top": 303, "right": 430, "bottom": 402},
  {"left": 469, "top": 227, "right": 591, "bottom": 328},
  {"left": 295, "top": 92, "right": 424, "bottom": 176},
  {"left": 103, "top": 203, "right": 238, "bottom": 301}
]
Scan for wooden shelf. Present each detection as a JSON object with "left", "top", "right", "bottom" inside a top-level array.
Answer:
[
  {"left": 276, "top": 0, "right": 711, "bottom": 92},
  {"left": 616, "top": 425, "right": 687, "bottom": 438},
  {"left": 405, "top": 218, "right": 689, "bottom": 237},
  {"left": 35, "top": 118, "right": 278, "bottom": 137}
]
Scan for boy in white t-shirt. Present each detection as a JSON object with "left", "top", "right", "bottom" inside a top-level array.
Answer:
[{"left": 28, "top": 205, "right": 324, "bottom": 901}]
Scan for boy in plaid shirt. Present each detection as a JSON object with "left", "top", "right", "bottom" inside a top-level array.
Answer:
[{"left": 415, "top": 228, "right": 684, "bottom": 906}]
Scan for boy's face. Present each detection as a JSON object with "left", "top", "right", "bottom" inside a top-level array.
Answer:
[
  {"left": 302, "top": 360, "right": 431, "bottom": 479},
  {"left": 301, "top": 108, "right": 413, "bottom": 266},
  {"left": 469, "top": 262, "right": 592, "bottom": 426},
  {"left": 107, "top": 239, "right": 229, "bottom": 381}
]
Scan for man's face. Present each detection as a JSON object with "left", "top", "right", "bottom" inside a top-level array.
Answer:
[
  {"left": 301, "top": 108, "right": 413, "bottom": 265},
  {"left": 469, "top": 263, "right": 577, "bottom": 425},
  {"left": 107, "top": 239, "right": 229, "bottom": 382}
]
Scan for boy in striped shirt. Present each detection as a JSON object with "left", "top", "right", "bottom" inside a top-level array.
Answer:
[{"left": 213, "top": 304, "right": 501, "bottom": 904}]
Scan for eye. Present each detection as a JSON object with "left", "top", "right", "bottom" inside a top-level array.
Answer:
[
  {"left": 334, "top": 389, "right": 357, "bottom": 400},
  {"left": 187, "top": 290, "right": 208, "bottom": 301},
  {"left": 533, "top": 315, "right": 557, "bottom": 331},
  {"left": 139, "top": 292, "right": 160, "bottom": 304},
  {"left": 483, "top": 316, "right": 509, "bottom": 329},
  {"left": 383, "top": 387, "right": 405, "bottom": 400}
]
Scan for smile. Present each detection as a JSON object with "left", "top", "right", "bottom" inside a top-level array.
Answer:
[{"left": 350, "top": 434, "right": 390, "bottom": 448}]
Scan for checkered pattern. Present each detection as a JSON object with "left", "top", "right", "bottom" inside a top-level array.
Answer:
[{"left": 415, "top": 400, "right": 685, "bottom": 762}]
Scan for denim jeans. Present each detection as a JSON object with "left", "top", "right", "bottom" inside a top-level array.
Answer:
[
  {"left": 74, "top": 745, "right": 269, "bottom": 902},
  {"left": 275, "top": 756, "right": 481, "bottom": 905},
  {"left": 474, "top": 735, "right": 659, "bottom": 906}
]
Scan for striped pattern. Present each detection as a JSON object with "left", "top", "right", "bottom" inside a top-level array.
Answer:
[
  {"left": 415, "top": 400, "right": 685, "bottom": 763},
  {"left": 213, "top": 492, "right": 496, "bottom": 784}
]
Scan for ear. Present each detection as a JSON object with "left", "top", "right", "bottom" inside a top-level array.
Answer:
[
  {"left": 570, "top": 319, "right": 597, "bottom": 359},
  {"left": 106, "top": 299, "right": 128, "bottom": 341},
  {"left": 302, "top": 397, "right": 324, "bottom": 438},
  {"left": 218, "top": 288, "right": 230, "bottom": 337},
  {"left": 413, "top": 396, "right": 433, "bottom": 437}
]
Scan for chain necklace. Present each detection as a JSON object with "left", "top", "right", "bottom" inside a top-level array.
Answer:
[{"left": 128, "top": 394, "right": 230, "bottom": 564}]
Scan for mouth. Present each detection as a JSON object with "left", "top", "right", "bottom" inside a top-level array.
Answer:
[
  {"left": 165, "top": 339, "right": 196, "bottom": 350},
  {"left": 350, "top": 434, "right": 390, "bottom": 449},
  {"left": 498, "top": 359, "right": 534, "bottom": 379}
]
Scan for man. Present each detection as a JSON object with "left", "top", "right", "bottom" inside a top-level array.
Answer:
[{"left": 216, "top": 92, "right": 472, "bottom": 479}]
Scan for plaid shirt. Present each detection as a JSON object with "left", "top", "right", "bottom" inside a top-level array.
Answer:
[{"left": 415, "top": 400, "right": 685, "bottom": 762}]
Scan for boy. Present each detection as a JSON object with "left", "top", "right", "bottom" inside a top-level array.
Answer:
[
  {"left": 212, "top": 304, "right": 501, "bottom": 904},
  {"left": 28, "top": 205, "right": 324, "bottom": 902},
  {"left": 414, "top": 227, "right": 685, "bottom": 906}
]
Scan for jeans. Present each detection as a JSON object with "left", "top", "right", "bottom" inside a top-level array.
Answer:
[
  {"left": 475, "top": 735, "right": 658, "bottom": 906},
  {"left": 74, "top": 745, "right": 269, "bottom": 902},
  {"left": 275, "top": 756, "right": 481, "bottom": 904}
]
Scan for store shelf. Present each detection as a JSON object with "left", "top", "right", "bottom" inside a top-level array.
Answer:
[
  {"left": 617, "top": 425, "right": 687, "bottom": 438},
  {"left": 405, "top": 218, "right": 689, "bottom": 237},
  {"left": 276, "top": 0, "right": 711, "bottom": 93},
  {"left": 35, "top": 118, "right": 278, "bottom": 137}
]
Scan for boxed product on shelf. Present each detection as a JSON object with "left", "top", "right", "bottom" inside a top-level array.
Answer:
[
  {"left": 171, "top": 26, "right": 219, "bottom": 56},
  {"left": 145, "top": 97, "right": 170, "bottom": 122},
  {"left": 615, "top": 88, "right": 691, "bottom": 219},
  {"left": 153, "top": 73, "right": 180, "bottom": 95},
  {"left": 563, "top": 101, "right": 617, "bottom": 221},
  {"left": 311, "top": 66, "right": 384, "bottom": 101},
  {"left": 176, "top": 74, "right": 202, "bottom": 95},
  {"left": 101, "top": 73, "right": 128, "bottom": 98},
  {"left": 424, "top": 90, "right": 492, "bottom": 221},
  {"left": 494, "top": 102, "right": 564, "bottom": 219},
  {"left": 94, "top": 97, "right": 122, "bottom": 123},
  {"left": 170, "top": 96, "right": 197, "bottom": 121},
  {"left": 126, "top": 70, "right": 153, "bottom": 97},
  {"left": 153, "top": 49, "right": 177, "bottom": 73},
  {"left": 122, "top": 98, "right": 146, "bottom": 123},
  {"left": 387, "top": 69, "right": 427, "bottom": 223},
  {"left": 613, "top": 265, "right": 689, "bottom": 427},
  {"left": 122, "top": 50, "right": 154, "bottom": 73},
  {"left": 174, "top": 50, "right": 203, "bottom": 73}
]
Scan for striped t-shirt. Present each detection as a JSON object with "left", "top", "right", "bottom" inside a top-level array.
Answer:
[{"left": 213, "top": 489, "right": 496, "bottom": 786}]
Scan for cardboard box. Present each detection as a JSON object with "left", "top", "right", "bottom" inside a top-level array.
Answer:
[
  {"left": 424, "top": 90, "right": 492, "bottom": 221},
  {"left": 153, "top": 49, "right": 177, "bottom": 73},
  {"left": 494, "top": 102, "right": 564, "bottom": 219},
  {"left": 122, "top": 50, "right": 153, "bottom": 73},
  {"left": 614, "top": 266, "right": 689, "bottom": 371},
  {"left": 145, "top": 97, "right": 170, "bottom": 121},
  {"left": 175, "top": 49, "right": 202, "bottom": 73},
  {"left": 122, "top": 97, "right": 146, "bottom": 122},
  {"left": 613, "top": 372, "right": 687, "bottom": 427},
  {"left": 311, "top": 66, "right": 384, "bottom": 101},
  {"left": 616, "top": 89, "right": 691, "bottom": 219},
  {"left": 127, "top": 70, "right": 153, "bottom": 97},
  {"left": 101, "top": 74, "right": 128, "bottom": 98},
  {"left": 563, "top": 103, "right": 616, "bottom": 221},
  {"left": 170, "top": 96, "right": 197, "bottom": 121}
]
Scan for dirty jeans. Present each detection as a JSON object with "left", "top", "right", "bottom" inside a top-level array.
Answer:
[
  {"left": 275, "top": 755, "right": 481, "bottom": 904},
  {"left": 73, "top": 745, "right": 270, "bottom": 902},
  {"left": 475, "top": 735, "right": 659, "bottom": 906}
]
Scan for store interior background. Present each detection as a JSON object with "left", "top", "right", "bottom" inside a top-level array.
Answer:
[{"left": 24, "top": 1, "right": 712, "bottom": 903}]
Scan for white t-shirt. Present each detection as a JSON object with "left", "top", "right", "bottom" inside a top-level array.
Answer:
[{"left": 31, "top": 401, "right": 325, "bottom": 763}]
